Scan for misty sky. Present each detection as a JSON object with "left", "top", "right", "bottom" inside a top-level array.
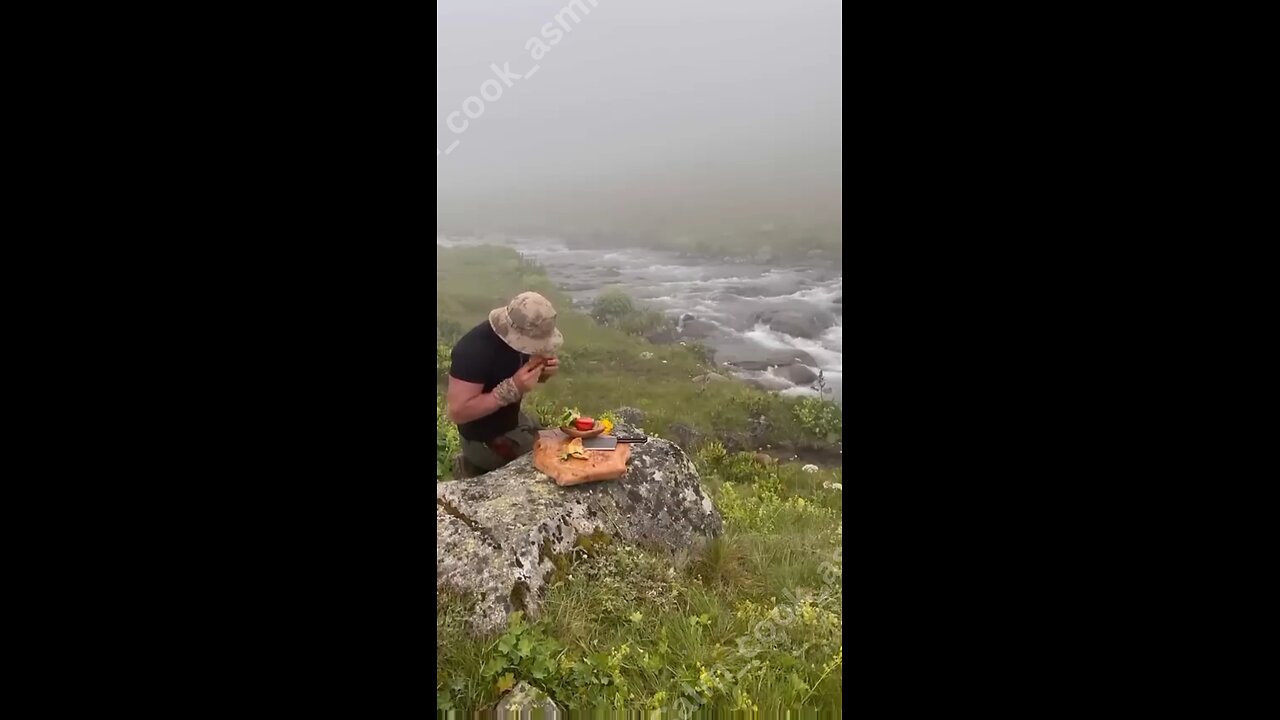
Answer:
[{"left": 436, "top": 0, "right": 842, "bottom": 235}]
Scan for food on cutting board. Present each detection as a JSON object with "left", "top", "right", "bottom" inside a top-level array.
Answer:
[{"left": 559, "top": 437, "right": 590, "bottom": 461}]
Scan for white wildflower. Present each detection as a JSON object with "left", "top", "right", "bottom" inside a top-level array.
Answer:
[{"left": 802, "top": 464, "right": 820, "bottom": 473}]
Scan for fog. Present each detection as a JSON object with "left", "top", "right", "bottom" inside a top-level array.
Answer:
[{"left": 436, "top": 0, "right": 842, "bottom": 240}]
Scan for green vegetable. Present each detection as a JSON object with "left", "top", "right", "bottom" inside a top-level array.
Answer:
[{"left": 557, "top": 407, "right": 581, "bottom": 426}]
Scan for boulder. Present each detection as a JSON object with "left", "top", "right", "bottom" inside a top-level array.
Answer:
[
  {"left": 612, "top": 406, "right": 646, "bottom": 425},
  {"left": 436, "top": 423, "right": 722, "bottom": 635},
  {"left": 753, "top": 310, "right": 836, "bottom": 339},
  {"left": 744, "top": 375, "right": 792, "bottom": 392},
  {"left": 773, "top": 364, "right": 818, "bottom": 385},
  {"left": 718, "top": 431, "right": 753, "bottom": 453},
  {"left": 494, "top": 681, "right": 560, "bottom": 718},
  {"left": 724, "top": 348, "right": 816, "bottom": 371},
  {"left": 666, "top": 423, "right": 703, "bottom": 450},
  {"left": 679, "top": 319, "right": 719, "bottom": 339}
]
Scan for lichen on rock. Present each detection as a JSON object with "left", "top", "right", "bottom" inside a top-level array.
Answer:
[{"left": 436, "top": 422, "right": 722, "bottom": 634}]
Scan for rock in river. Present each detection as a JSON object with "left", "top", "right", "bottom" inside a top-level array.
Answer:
[
  {"left": 436, "top": 423, "right": 722, "bottom": 634},
  {"left": 726, "top": 347, "right": 817, "bottom": 372},
  {"left": 745, "top": 375, "right": 793, "bottom": 392},
  {"left": 753, "top": 309, "right": 836, "bottom": 339},
  {"left": 678, "top": 319, "right": 719, "bottom": 339},
  {"left": 773, "top": 363, "right": 818, "bottom": 385}
]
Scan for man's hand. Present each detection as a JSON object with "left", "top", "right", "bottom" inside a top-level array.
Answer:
[
  {"left": 538, "top": 357, "right": 559, "bottom": 383},
  {"left": 513, "top": 358, "right": 543, "bottom": 394}
]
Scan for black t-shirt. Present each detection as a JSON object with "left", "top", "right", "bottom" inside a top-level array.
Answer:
[{"left": 449, "top": 321, "right": 528, "bottom": 441}]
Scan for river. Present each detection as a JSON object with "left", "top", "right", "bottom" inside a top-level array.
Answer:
[{"left": 438, "top": 236, "right": 842, "bottom": 404}]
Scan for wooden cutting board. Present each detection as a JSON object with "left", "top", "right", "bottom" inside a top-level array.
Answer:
[{"left": 532, "top": 430, "right": 632, "bottom": 486}]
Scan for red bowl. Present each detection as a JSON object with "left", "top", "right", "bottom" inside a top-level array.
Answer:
[{"left": 561, "top": 421, "right": 605, "bottom": 438}]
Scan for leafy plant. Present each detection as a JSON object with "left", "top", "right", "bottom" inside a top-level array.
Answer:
[
  {"left": 481, "top": 612, "right": 564, "bottom": 689},
  {"left": 557, "top": 407, "right": 582, "bottom": 427},
  {"left": 696, "top": 440, "right": 728, "bottom": 468},
  {"left": 437, "top": 342, "right": 452, "bottom": 383},
  {"left": 591, "top": 290, "right": 635, "bottom": 324},
  {"left": 436, "top": 393, "right": 460, "bottom": 479},
  {"left": 711, "top": 459, "right": 836, "bottom": 533},
  {"left": 792, "top": 397, "right": 841, "bottom": 442},
  {"left": 530, "top": 397, "right": 561, "bottom": 428}
]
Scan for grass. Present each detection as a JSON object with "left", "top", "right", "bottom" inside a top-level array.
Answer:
[
  {"left": 436, "top": 244, "right": 843, "bottom": 711},
  {"left": 437, "top": 450, "right": 844, "bottom": 712}
]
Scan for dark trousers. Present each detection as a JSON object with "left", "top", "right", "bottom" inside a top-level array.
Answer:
[{"left": 459, "top": 411, "right": 544, "bottom": 473}]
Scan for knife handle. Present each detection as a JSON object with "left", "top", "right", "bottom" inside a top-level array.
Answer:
[{"left": 616, "top": 435, "right": 647, "bottom": 443}]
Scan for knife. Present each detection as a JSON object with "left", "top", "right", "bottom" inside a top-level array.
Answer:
[{"left": 582, "top": 434, "right": 648, "bottom": 450}]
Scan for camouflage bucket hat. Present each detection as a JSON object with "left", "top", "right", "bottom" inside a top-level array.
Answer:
[{"left": 489, "top": 291, "right": 564, "bottom": 355}]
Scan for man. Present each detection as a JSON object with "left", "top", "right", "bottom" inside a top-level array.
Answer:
[{"left": 446, "top": 291, "right": 563, "bottom": 474}]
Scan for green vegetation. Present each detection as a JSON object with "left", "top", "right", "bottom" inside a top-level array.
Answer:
[
  {"left": 438, "top": 447, "right": 843, "bottom": 712},
  {"left": 436, "top": 244, "right": 843, "bottom": 711},
  {"left": 591, "top": 289, "right": 636, "bottom": 322},
  {"left": 792, "top": 397, "right": 842, "bottom": 446},
  {"left": 437, "top": 393, "right": 460, "bottom": 480},
  {"left": 591, "top": 289, "right": 669, "bottom": 337}
]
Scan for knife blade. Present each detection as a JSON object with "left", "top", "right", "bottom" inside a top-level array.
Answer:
[{"left": 582, "top": 436, "right": 618, "bottom": 450}]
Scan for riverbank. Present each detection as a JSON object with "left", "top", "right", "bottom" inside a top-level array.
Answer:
[
  {"left": 436, "top": 245, "right": 842, "bottom": 472},
  {"left": 438, "top": 236, "right": 843, "bottom": 405}
]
